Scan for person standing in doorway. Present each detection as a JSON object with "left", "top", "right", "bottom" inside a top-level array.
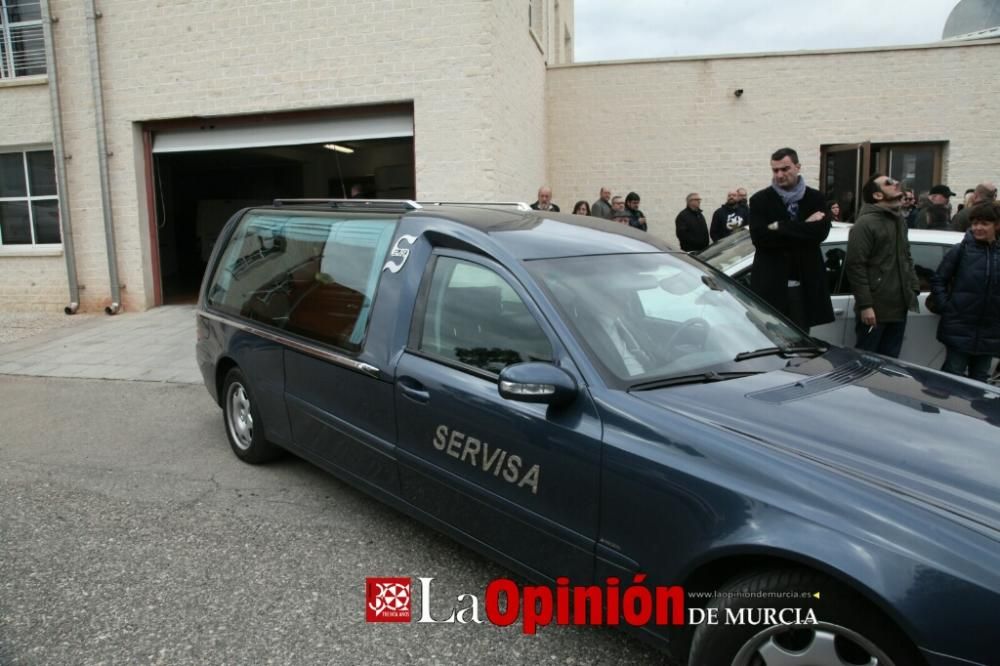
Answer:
[
  {"left": 845, "top": 175, "right": 920, "bottom": 358},
  {"left": 916, "top": 184, "right": 955, "bottom": 229},
  {"left": 748, "top": 147, "right": 834, "bottom": 331}
]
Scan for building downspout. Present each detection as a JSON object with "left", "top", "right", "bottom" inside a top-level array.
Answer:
[
  {"left": 39, "top": 0, "right": 80, "bottom": 314},
  {"left": 84, "top": 0, "right": 121, "bottom": 314}
]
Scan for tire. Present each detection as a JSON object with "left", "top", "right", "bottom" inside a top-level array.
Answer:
[
  {"left": 221, "top": 367, "right": 283, "bottom": 464},
  {"left": 688, "top": 568, "right": 924, "bottom": 666}
]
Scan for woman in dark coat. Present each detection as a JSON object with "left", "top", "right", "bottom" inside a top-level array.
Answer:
[{"left": 930, "top": 203, "right": 1000, "bottom": 382}]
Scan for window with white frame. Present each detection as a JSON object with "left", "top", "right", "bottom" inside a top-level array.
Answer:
[
  {"left": 0, "top": 149, "right": 60, "bottom": 246},
  {"left": 1, "top": 0, "right": 46, "bottom": 79}
]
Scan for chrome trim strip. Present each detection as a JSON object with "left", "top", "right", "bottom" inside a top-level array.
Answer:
[{"left": 197, "top": 310, "right": 381, "bottom": 378}]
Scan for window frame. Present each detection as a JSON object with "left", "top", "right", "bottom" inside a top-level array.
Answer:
[
  {"left": 407, "top": 249, "right": 559, "bottom": 381},
  {"left": 0, "top": 0, "right": 46, "bottom": 80},
  {"left": 0, "top": 146, "right": 60, "bottom": 250},
  {"left": 819, "top": 141, "right": 945, "bottom": 220}
]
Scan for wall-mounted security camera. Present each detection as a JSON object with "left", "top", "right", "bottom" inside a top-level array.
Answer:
[{"left": 734, "top": 88, "right": 744, "bottom": 98}]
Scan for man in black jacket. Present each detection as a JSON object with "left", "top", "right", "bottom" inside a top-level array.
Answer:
[
  {"left": 710, "top": 190, "right": 746, "bottom": 242},
  {"left": 845, "top": 175, "right": 920, "bottom": 358},
  {"left": 675, "top": 193, "right": 709, "bottom": 251},
  {"left": 748, "top": 148, "right": 834, "bottom": 331},
  {"left": 530, "top": 186, "right": 560, "bottom": 212}
]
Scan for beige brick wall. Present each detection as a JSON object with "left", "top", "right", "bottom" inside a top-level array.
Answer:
[
  {"left": 0, "top": 80, "right": 70, "bottom": 311},
  {"left": 490, "top": 1, "right": 547, "bottom": 202},
  {"left": 546, "top": 40, "right": 1000, "bottom": 246},
  {"left": 1, "top": 0, "right": 550, "bottom": 312},
  {"left": 4, "top": 4, "right": 997, "bottom": 313}
]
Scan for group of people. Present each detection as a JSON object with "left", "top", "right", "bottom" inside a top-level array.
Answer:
[
  {"left": 529, "top": 148, "right": 1000, "bottom": 383},
  {"left": 745, "top": 147, "right": 999, "bottom": 383},
  {"left": 531, "top": 186, "right": 650, "bottom": 232}
]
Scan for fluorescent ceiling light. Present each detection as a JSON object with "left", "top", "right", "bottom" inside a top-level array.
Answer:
[{"left": 324, "top": 143, "right": 355, "bottom": 154}]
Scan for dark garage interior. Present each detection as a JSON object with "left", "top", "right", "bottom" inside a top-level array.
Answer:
[{"left": 152, "top": 137, "right": 415, "bottom": 304}]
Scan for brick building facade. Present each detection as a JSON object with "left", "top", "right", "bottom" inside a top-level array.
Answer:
[{"left": 1, "top": 0, "right": 997, "bottom": 312}]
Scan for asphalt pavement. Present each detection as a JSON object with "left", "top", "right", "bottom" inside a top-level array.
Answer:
[{"left": 0, "top": 375, "right": 665, "bottom": 665}]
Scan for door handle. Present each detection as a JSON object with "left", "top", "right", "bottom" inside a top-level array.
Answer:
[{"left": 398, "top": 378, "right": 430, "bottom": 403}]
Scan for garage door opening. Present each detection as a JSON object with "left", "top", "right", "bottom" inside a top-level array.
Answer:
[{"left": 147, "top": 106, "right": 415, "bottom": 305}]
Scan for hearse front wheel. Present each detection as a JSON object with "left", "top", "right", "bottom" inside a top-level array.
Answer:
[{"left": 688, "top": 568, "right": 923, "bottom": 666}]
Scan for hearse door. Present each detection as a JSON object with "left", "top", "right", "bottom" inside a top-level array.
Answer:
[
  {"left": 281, "top": 215, "right": 400, "bottom": 495},
  {"left": 394, "top": 252, "right": 602, "bottom": 582}
]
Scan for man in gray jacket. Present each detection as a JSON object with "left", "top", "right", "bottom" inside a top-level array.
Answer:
[
  {"left": 845, "top": 175, "right": 921, "bottom": 358},
  {"left": 591, "top": 187, "right": 613, "bottom": 219}
]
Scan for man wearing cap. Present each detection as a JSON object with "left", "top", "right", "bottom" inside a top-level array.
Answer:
[
  {"left": 951, "top": 182, "right": 998, "bottom": 232},
  {"left": 916, "top": 185, "right": 955, "bottom": 229},
  {"left": 591, "top": 187, "right": 613, "bottom": 220},
  {"left": 531, "top": 186, "right": 560, "bottom": 212},
  {"left": 610, "top": 207, "right": 633, "bottom": 226}
]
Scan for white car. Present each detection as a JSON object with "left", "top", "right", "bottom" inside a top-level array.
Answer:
[{"left": 699, "top": 223, "right": 964, "bottom": 368}]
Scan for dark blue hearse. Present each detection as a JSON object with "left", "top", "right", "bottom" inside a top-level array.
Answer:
[{"left": 197, "top": 200, "right": 1000, "bottom": 666}]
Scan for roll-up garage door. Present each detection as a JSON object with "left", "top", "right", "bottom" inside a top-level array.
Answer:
[{"left": 152, "top": 107, "right": 414, "bottom": 153}]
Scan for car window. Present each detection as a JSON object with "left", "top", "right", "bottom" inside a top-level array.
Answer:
[
  {"left": 822, "top": 243, "right": 850, "bottom": 295},
  {"left": 207, "top": 211, "right": 397, "bottom": 351},
  {"left": 418, "top": 257, "right": 553, "bottom": 374},
  {"left": 699, "top": 228, "right": 754, "bottom": 272},
  {"left": 731, "top": 242, "right": 852, "bottom": 296},
  {"left": 910, "top": 242, "right": 949, "bottom": 292}
]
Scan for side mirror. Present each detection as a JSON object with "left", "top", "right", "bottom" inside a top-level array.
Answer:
[{"left": 498, "top": 363, "right": 577, "bottom": 407}]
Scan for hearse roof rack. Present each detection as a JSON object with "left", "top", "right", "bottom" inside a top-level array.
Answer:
[
  {"left": 271, "top": 199, "right": 422, "bottom": 211},
  {"left": 417, "top": 201, "right": 531, "bottom": 211}
]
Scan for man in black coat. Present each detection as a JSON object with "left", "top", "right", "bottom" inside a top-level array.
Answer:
[
  {"left": 530, "top": 186, "right": 560, "bottom": 212},
  {"left": 710, "top": 190, "right": 747, "bottom": 242},
  {"left": 675, "top": 193, "right": 709, "bottom": 251},
  {"left": 748, "top": 148, "right": 834, "bottom": 331}
]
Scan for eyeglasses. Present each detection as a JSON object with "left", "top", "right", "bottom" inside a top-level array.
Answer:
[{"left": 879, "top": 178, "right": 899, "bottom": 187}]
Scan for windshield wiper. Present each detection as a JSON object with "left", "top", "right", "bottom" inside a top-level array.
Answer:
[
  {"left": 733, "top": 345, "right": 827, "bottom": 362},
  {"left": 630, "top": 371, "right": 763, "bottom": 391}
]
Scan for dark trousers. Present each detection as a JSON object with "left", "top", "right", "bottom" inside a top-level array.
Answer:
[
  {"left": 941, "top": 348, "right": 994, "bottom": 383},
  {"left": 786, "top": 285, "right": 809, "bottom": 331},
  {"left": 855, "top": 318, "right": 907, "bottom": 358}
]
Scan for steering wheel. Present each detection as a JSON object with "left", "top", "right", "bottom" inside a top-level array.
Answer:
[{"left": 663, "top": 317, "right": 710, "bottom": 358}]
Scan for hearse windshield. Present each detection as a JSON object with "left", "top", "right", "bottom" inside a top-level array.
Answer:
[{"left": 527, "top": 252, "right": 821, "bottom": 387}]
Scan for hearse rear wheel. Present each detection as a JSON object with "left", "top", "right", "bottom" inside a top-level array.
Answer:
[{"left": 222, "top": 367, "right": 283, "bottom": 464}]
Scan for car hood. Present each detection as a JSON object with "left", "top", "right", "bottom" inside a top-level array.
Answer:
[{"left": 632, "top": 348, "right": 1000, "bottom": 537}]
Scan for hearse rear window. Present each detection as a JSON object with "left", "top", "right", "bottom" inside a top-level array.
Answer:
[{"left": 207, "top": 212, "right": 397, "bottom": 351}]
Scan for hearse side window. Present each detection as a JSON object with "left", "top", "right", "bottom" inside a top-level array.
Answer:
[
  {"left": 418, "top": 257, "right": 553, "bottom": 373},
  {"left": 207, "top": 212, "right": 397, "bottom": 351}
]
